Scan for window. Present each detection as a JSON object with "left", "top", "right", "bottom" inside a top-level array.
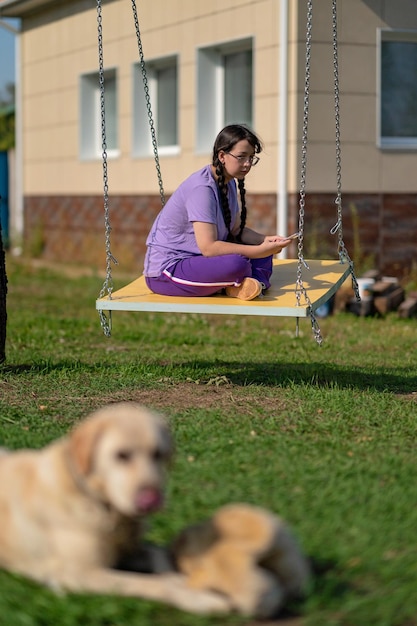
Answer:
[
  {"left": 378, "top": 29, "right": 417, "bottom": 149},
  {"left": 197, "top": 38, "right": 253, "bottom": 153},
  {"left": 80, "top": 69, "right": 118, "bottom": 160},
  {"left": 133, "top": 56, "right": 178, "bottom": 157}
]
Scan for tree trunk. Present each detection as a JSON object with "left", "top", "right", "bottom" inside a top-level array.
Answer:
[{"left": 0, "top": 213, "right": 7, "bottom": 364}]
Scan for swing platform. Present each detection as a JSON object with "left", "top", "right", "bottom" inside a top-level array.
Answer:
[{"left": 96, "top": 259, "right": 351, "bottom": 317}]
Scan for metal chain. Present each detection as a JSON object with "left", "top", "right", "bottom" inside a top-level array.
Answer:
[
  {"left": 330, "top": 0, "right": 343, "bottom": 246},
  {"left": 295, "top": 0, "right": 323, "bottom": 345},
  {"left": 296, "top": 0, "right": 312, "bottom": 276},
  {"left": 330, "top": 0, "right": 345, "bottom": 251},
  {"left": 330, "top": 0, "right": 360, "bottom": 299},
  {"left": 96, "top": 0, "right": 117, "bottom": 337},
  {"left": 96, "top": 0, "right": 167, "bottom": 337},
  {"left": 131, "top": 0, "right": 165, "bottom": 207}
]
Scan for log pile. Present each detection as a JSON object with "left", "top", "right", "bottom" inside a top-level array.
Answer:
[{"left": 333, "top": 269, "right": 417, "bottom": 318}]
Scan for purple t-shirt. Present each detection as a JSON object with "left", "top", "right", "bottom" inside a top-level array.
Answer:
[{"left": 144, "top": 165, "right": 239, "bottom": 277}]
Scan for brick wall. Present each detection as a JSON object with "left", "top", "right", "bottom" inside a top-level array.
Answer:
[
  {"left": 24, "top": 192, "right": 417, "bottom": 279},
  {"left": 285, "top": 192, "right": 417, "bottom": 278}
]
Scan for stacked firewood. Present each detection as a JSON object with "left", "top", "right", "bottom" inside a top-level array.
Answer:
[{"left": 333, "top": 269, "right": 417, "bottom": 318}]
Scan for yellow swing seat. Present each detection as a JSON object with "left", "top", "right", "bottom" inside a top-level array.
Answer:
[{"left": 96, "top": 259, "right": 350, "bottom": 318}]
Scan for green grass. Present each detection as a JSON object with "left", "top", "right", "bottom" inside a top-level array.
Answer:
[{"left": 1, "top": 255, "right": 417, "bottom": 626}]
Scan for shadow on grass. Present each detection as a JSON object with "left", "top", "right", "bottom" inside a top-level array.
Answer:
[
  {"left": 215, "top": 361, "right": 417, "bottom": 393},
  {"left": 2, "top": 360, "right": 416, "bottom": 394}
]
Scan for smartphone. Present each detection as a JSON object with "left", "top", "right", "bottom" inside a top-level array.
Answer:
[{"left": 287, "top": 232, "right": 300, "bottom": 240}]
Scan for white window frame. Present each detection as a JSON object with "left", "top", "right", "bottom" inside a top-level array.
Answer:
[
  {"left": 196, "top": 38, "right": 254, "bottom": 154},
  {"left": 79, "top": 68, "right": 119, "bottom": 161},
  {"left": 133, "top": 55, "right": 179, "bottom": 158},
  {"left": 377, "top": 28, "right": 417, "bottom": 150}
]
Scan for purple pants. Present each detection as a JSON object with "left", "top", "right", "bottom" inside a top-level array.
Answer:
[{"left": 145, "top": 254, "right": 273, "bottom": 297}]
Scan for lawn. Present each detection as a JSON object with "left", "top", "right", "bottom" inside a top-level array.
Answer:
[{"left": 1, "top": 255, "right": 417, "bottom": 626}]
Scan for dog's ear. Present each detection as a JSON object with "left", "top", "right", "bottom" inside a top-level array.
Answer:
[
  {"left": 66, "top": 415, "right": 104, "bottom": 476},
  {"left": 213, "top": 504, "right": 279, "bottom": 556}
]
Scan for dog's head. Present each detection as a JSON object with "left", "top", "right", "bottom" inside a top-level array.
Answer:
[{"left": 66, "top": 403, "right": 173, "bottom": 517}]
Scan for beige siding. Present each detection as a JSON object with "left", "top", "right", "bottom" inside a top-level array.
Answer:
[{"left": 11, "top": 0, "right": 417, "bottom": 198}]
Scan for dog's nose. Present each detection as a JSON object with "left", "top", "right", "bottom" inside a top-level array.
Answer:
[{"left": 135, "top": 487, "right": 163, "bottom": 513}]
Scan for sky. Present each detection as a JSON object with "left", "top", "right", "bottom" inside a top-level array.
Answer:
[{"left": 0, "top": 18, "right": 20, "bottom": 100}]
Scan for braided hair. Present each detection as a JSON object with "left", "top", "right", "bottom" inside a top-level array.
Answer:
[{"left": 212, "top": 124, "right": 262, "bottom": 242}]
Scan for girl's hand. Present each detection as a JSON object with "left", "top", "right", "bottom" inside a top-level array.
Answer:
[{"left": 259, "top": 235, "right": 292, "bottom": 255}]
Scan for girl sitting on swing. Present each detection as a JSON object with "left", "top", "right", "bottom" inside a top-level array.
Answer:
[{"left": 144, "top": 124, "right": 292, "bottom": 301}]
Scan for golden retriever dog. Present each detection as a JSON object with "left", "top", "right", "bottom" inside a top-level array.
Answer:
[
  {"left": 0, "top": 403, "right": 229, "bottom": 615},
  {"left": 171, "top": 503, "right": 311, "bottom": 618}
]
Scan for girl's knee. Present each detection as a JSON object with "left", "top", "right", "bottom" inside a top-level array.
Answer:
[{"left": 228, "top": 254, "right": 251, "bottom": 276}]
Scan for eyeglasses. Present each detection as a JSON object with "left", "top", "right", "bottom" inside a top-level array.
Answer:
[{"left": 227, "top": 152, "right": 260, "bottom": 166}]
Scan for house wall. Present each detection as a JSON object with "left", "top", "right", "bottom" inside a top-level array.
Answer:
[
  {"left": 305, "top": 0, "right": 417, "bottom": 194},
  {"left": 19, "top": 0, "right": 417, "bottom": 195},
  {"left": 21, "top": 0, "right": 285, "bottom": 195},
  {"left": 23, "top": 191, "right": 416, "bottom": 278},
  {"left": 1, "top": 0, "right": 416, "bottom": 276}
]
